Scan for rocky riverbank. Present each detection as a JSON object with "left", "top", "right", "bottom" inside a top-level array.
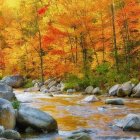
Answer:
[{"left": 0, "top": 75, "right": 140, "bottom": 140}]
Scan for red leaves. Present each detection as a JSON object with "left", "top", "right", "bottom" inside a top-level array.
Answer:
[
  {"left": 43, "top": 35, "right": 55, "bottom": 44},
  {"left": 42, "top": 26, "right": 66, "bottom": 46},
  {"left": 38, "top": 5, "right": 49, "bottom": 15},
  {"left": 50, "top": 49, "right": 66, "bottom": 55}
]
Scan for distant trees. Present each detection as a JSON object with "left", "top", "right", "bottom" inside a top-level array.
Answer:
[{"left": 0, "top": 0, "right": 140, "bottom": 80}]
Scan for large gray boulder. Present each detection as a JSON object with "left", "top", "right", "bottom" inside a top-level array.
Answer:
[
  {"left": 82, "top": 95, "right": 99, "bottom": 103},
  {"left": 2, "top": 75, "right": 24, "bottom": 88},
  {"left": 1, "top": 129, "right": 21, "bottom": 139},
  {"left": 17, "top": 105, "right": 58, "bottom": 132},
  {"left": 91, "top": 87, "right": 101, "bottom": 95},
  {"left": 105, "top": 98, "right": 124, "bottom": 105},
  {"left": 85, "top": 86, "right": 93, "bottom": 94},
  {"left": 115, "top": 114, "right": 140, "bottom": 131},
  {"left": 117, "top": 81, "right": 133, "bottom": 97},
  {"left": 132, "top": 83, "right": 140, "bottom": 98},
  {"left": 0, "top": 98, "right": 16, "bottom": 129},
  {"left": 108, "top": 84, "right": 120, "bottom": 96},
  {"left": 0, "top": 83, "right": 15, "bottom": 101}
]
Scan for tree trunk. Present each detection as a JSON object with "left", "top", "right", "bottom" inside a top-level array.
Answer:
[
  {"left": 35, "top": 1, "right": 44, "bottom": 83},
  {"left": 101, "top": 12, "right": 105, "bottom": 62},
  {"left": 111, "top": 0, "right": 119, "bottom": 72}
]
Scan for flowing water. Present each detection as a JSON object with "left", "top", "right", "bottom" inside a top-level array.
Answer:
[{"left": 14, "top": 89, "right": 140, "bottom": 140}]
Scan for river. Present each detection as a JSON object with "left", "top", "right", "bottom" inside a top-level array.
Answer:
[{"left": 14, "top": 89, "right": 140, "bottom": 140}]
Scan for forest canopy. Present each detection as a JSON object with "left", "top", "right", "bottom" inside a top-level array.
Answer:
[{"left": 0, "top": 0, "right": 140, "bottom": 87}]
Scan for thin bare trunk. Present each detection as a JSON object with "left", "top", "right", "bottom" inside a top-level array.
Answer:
[
  {"left": 35, "top": 1, "right": 44, "bottom": 83},
  {"left": 111, "top": 0, "right": 119, "bottom": 72},
  {"left": 101, "top": 13, "right": 105, "bottom": 62},
  {"left": 67, "top": 32, "right": 75, "bottom": 63}
]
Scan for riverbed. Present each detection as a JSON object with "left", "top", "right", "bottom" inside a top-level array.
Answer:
[{"left": 14, "top": 89, "right": 140, "bottom": 140}]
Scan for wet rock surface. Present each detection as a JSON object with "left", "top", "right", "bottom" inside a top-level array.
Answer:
[
  {"left": 105, "top": 98, "right": 124, "bottom": 105},
  {"left": 132, "top": 82, "right": 140, "bottom": 97},
  {"left": 108, "top": 84, "right": 120, "bottom": 96},
  {"left": 1, "top": 75, "right": 24, "bottom": 88},
  {"left": 82, "top": 95, "right": 99, "bottom": 103},
  {"left": 115, "top": 114, "right": 140, "bottom": 131},
  {"left": 1, "top": 129, "right": 21, "bottom": 139},
  {"left": 16, "top": 105, "right": 58, "bottom": 132},
  {"left": 0, "top": 98, "right": 16, "bottom": 129},
  {"left": 0, "top": 83, "right": 15, "bottom": 101}
]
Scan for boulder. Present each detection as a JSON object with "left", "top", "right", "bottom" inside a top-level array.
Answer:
[
  {"left": 132, "top": 83, "right": 140, "bottom": 98},
  {"left": 1, "top": 130, "right": 21, "bottom": 139},
  {"left": 60, "top": 82, "right": 65, "bottom": 91},
  {"left": 2, "top": 75, "right": 24, "bottom": 88},
  {"left": 56, "top": 84, "right": 61, "bottom": 91},
  {"left": 108, "top": 84, "right": 120, "bottom": 96},
  {"left": 91, "top": 87, "right": 101, "bottom": 95},
  {"left": 85, "top": 86, "right": 93, "bottom": 94},
  {"left": 32, "top": 79, "right": 40, "bottom": 85},
  {"left": 0, "top": 125, "right": 4, "bottom": 135},
  {"left": 117, "top": 81, "right": 133, "bottom": 97},
  {"left": 0, "top": 98, "right": 16, "bottom": 129},
  {"left": 17, "top": 105, "right": 58, "bottom": 132},
  {"left": 48, "top": 81, "right": 57, "bottom": 89},
  {"left": 34, "top": 82, "right": 43, "bottom": 88},
  {"left": 0, "top": 83, "right": 15, "bottom": 101},
  {"left": 40, "top": 85, "right": 48, "bottom": 92},
  {"left": 105, "top": 98, "right": 124, "bottom": 105},
  {"left": 57, "top": 84, "right": 61, "bottom": 88},
  {"left": 82, "top": 95, "right": 99, "bottom": 103},
  {"left": 49, "top": 86, "right": 58, "bottom": 92},
  {"left": 64, "top": 132, "right": 91, "bottom": 140},
  {"left": 42, "top": 89, "right": 50, "bottom": 94},
  {"left": 115, "top": 114, "right": 140, "bottom": 131},
  {"left": 67, "top": 89, "right": 76, "bottom": 93}
]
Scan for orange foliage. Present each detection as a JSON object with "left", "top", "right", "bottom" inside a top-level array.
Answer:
[{"left": 0, "top": 0, "right": 140, "bottom": 78}]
